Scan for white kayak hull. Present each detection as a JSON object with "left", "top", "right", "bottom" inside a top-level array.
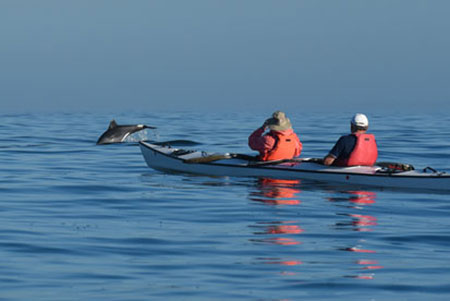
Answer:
[{"left": 139, "top": 142, "right": 450, "bottom": 192}]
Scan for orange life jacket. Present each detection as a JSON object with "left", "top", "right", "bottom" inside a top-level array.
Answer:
[
  {"left": 335, "top": 133, "right": 378, "bottom": 166},
  {"left": 261, "top": 131, "right": 302, "bottom": 161}
]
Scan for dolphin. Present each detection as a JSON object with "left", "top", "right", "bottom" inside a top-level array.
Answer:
[{"left": 97, "top": 120, "right": 156, "bottom": 145}]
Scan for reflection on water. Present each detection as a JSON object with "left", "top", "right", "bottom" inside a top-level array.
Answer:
[
  {"left": 249, "top": 179, "right": 301, "bottom": 206},
  {"left": 330, "top": 190, "right": 384, "bottom": 279},
  {"left": 249, "top": 179, "right": 304, "bottom": 270},
  {"left": 258, "top": 258, "right": 303, "bottom": 266},
  {"left": 249, "top": 179, "right": 303, "bottom": 271},
  {"left": 328, "top": 190, "right": 377, "bottom": 206},
  {"left": 249, "top": 180, "right": 384, "bottom": 280},
  {"left": 250, "top": 221, "right": 303, "bottom": 246}
]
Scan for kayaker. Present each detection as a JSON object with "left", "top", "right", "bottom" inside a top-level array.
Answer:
[
  {"left": 323, "top": 113, "right": 378, "bottom": 166},
  {"left": 248, "top": 111, "right": 302, "bottom": 161}
]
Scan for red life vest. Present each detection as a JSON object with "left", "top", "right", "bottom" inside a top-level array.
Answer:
[
  {"left": 261, "top": 131, "right": 302, "bottom": 161},
  {"left": 335, "top": 133, "right": 378, "bottom": 166}
]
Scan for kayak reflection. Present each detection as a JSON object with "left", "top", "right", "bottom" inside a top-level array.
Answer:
[
  {"left": 249, "top": 179, "right": 303, "bottom": 269},
  {"left": 249, "top": 178, "right": 302, "bottom": 206},
  {"left": 330, "top": 190, "right": 384, "bottom": 279},
  {"left": 332, "top": 191, "right": 378, "bottom": 232},
  {"left": 328, "top": 190, "right": 376, "bottom": 206},
  {"left": 248, "top": 181, "right": 384, "bottom": 278}
]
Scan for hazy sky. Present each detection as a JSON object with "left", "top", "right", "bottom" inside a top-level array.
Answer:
[{"left": 1, "top": 0, "right": 449, "bottom": 113}]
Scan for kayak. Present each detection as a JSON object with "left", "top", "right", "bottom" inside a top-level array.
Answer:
[{"left": 139, "top": 141, "right": 450, "bottom": 192}]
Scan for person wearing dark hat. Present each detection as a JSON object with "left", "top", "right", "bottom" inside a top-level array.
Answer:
[
  {"left": 323, "top": 113, "right": 378, "bottom": 166},
  {"left": 248, "top": 111, "right": 302, "bottom": 161}
]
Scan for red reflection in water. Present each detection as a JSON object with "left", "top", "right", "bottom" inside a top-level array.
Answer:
[
  {"left": 260, "top": 178, "right": 301, "bottom": 187},
  {"left": 348, "top": 190, "right": 376, "bottom": 205},
  {"left": 357, "top": 259, "right": 384, "bottom": 270},
  {"left": 249, "top": 179, "right": 303, "bottom": 267},
  {"left": 256, "top": 258, "right": 302, "bottom": 276},
  {"left": 250, "top": 179, "right": 302, "bottom": 206},
  {"left": 350, "top": 214, "right": 377, "bottom": 230},
  {"left": 350, "top": 214, "right": 377, "bottom": 223},
  {"left": 344, "top": 213, "right": 378, "bottom": 232},
  {"left": 250, "top": 237, "right": 301, "bottom": 246},
  {"left": 251, "top": 221, "right": 304, "bottom": 246},
  {"left": 266, "top": 224, "right": 304, "bottom": 235},
  {"left": 333, "top": 190, "right": 378, "bottom": 232},
  {"left": 252, "top": 199, "right": 300, "bottom": 206},
  {"left": 331, "top": 190, "right": 384, "bottom": 279},
  {"left": 328, "top": 190, "right": 376, "bottom": 207},
  {"left": 362, "top": 266, "right": 383, "bottom": 270},
  {"left": 258, "top": 257, "right": 302, "bottom": 265}
]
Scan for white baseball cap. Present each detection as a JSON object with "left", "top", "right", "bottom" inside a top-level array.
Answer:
[{"left": 351, "top": 113, "right": 369, "bottom": 127}]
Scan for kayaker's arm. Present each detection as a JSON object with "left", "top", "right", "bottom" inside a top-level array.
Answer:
[
  {"left": 323, "top": 154, "right": 336, "bottom": 166},
  {"left": 248, "top": 127, "right": 276, "bottom": 152},
  {"left": 324, "top": 135, "right": 354, "bottom": 166}
]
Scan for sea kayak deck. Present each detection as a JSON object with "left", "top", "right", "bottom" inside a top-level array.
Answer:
[{"left": 139, "top": 141, "right": 450, "bottom": 191}]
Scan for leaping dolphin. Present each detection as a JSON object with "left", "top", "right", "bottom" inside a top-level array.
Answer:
[{"left": 97, "top": 120, "right": 156, "bottom": 145}]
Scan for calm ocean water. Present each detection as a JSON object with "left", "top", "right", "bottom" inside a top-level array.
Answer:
[{"left": 1, "top": 111, "right": 450, "bottom": 300}]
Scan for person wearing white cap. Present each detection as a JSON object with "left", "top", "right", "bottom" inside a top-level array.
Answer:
[
  {"left": 323, "top": 113, "right": 378, "bottom": 166},
  {"left": 248, "top": 111, "right": 303, "bottom": 161}
]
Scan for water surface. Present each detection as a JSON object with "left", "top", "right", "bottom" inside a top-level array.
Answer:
[{"left": 1, "top": 112, "right": 449, "bottom": 300}]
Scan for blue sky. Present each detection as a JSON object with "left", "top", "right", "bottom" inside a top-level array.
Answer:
[{"left": 1, "top": 0, "right": 449, "bottom": 113}]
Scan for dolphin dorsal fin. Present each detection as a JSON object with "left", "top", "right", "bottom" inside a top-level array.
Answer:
[{"left": 109, "top": 120, "right": 118, "bottom": 129}]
